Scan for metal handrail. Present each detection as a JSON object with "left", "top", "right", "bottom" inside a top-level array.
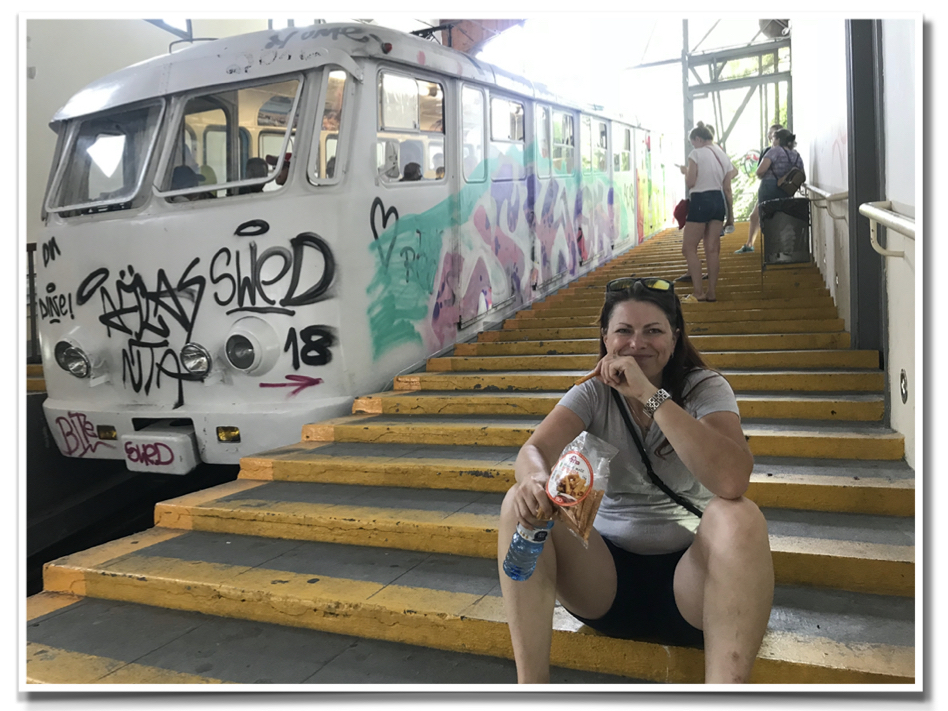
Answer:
[
  {"left": 804, "top": 183, "right": 848, "bottom": 220},
  {"left": 858, "top": 200, "right": 915, "bottom": 258}
]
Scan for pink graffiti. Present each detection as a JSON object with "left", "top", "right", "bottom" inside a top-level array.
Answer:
[
  {"left": 124, "top": 440, "right": 174, "bottom": 466},
  {"left": 431, "top": 252, "right": 461, "bottom": 346},
  {"left": 55, "top": 411, "right": 115, "bottom": 457},
  {"left": 461, "top": 258, "right": 492, "bottom": 318},
  {"left": 472, "top": 205, "right": 526, "bottom": 300},
  {"left": 535, "top": 181, "right": 576, "bottom": 285},
  {"left": 259, "top": 374, "right": 324, "bottom": 396}
]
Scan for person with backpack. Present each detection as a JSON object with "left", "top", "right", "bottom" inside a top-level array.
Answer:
[{"left": 755, "top": 129, "right": 805, "bottom": 207}]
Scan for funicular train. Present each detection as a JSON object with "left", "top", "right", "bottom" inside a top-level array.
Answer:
[{"left": 36, "top": 22, "right": 671, "bottom": 474}]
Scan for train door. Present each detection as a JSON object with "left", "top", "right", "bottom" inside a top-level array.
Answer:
[
  {"left": 366, "top": 67, "right": 455, "bottom": 361},
  {"left": 578, "top": 113, "right": 613, "bottom": 265},
  {"left": 612, "top": 123, "right": 637, "bottom": 249}
]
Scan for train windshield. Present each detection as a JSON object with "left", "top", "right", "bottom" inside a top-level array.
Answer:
[
  {"left": 46, "top": 101, "right": 164, "bottom": 214},
  {"left": 160, "top": 76, "right": 302, "bottom": 199}
]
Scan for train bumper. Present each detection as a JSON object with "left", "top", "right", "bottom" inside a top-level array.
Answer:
[{"left": 41, "top": 396, "right": 354, "bottom": 471}]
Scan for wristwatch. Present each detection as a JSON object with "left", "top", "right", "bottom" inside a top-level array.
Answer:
[{"left": 643, "top": 388, "right": 671, "bottom": 417}]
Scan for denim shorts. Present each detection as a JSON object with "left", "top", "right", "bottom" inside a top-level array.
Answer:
[
  {"left": 687, "top": 190, "right": 726, "bottom": 224},
  {"left": 562, "top": 536, "right": 704, "bottom": 648}
]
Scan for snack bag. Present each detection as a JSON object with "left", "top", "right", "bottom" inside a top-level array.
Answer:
[{"left": 545, "top": 432, "right": 618, "bottom": 547}]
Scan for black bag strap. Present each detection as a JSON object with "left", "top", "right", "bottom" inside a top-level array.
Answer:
[{"left": 610, "top": 388, "right": 703, "bottom": 518}]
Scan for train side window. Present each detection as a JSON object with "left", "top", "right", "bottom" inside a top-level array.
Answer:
[
  {"left": 489, "top": 96, "right": 525, "bottom": 181},
  {"left": 552, "top": 111, "right": 574, "bottom": 175},
  {"left": 46, "top": 101, "right": 164, "bottom": 215},
  {"left": 159, "top": 76, "right": 301, "bottom": 201},
  {"left": 614, "top": 126, "right": 632, "bottom": 172},
  {"left": 536, "top": 104, "right": 551, "bottom": 179},
  {"left": 377, "top": 71, "right": 444, "bottom": 182},
  {"left": 312, "top": 70, "right": 347, "bottom": 181},
  {"left": 461, "top": 85, "right": 486, "bottom": 183},
  {"left": 581, "top": 115, "right": 593, "bottom": 174},
  {"left": 595, "top": 120, "right": 608, "bottom": 173}
]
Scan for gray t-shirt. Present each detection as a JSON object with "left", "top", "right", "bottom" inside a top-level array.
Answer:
[{"left": 557, "top": 369, "right": 741, "bottom": 555}]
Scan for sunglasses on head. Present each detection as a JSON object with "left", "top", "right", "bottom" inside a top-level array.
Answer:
[{"left": 605, "top": 277, "right": 675, "bottom": 294}]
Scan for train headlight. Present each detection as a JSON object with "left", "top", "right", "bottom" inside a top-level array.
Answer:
[
  {"left": 54, "top": 340, "right": 91, "bottom": 379},
  {"left": 223, "top": 317, "right": 280, "bottom": 375},
  {"left": 180, "top": 342, "right": 213, "bottom": 376},
  {"left": 225, "top": 335, "right": 255, "bottom": 370}
]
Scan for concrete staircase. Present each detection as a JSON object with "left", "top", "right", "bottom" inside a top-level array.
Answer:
[{"left": 27, "top": 225, "right": 915, "bottom": 685}]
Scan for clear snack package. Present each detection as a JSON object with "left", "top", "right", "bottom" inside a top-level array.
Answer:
[{"left": 545, "top": 431, "right": 618, "bottom": 547}]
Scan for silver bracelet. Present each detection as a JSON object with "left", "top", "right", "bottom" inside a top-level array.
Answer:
[{"left": 643, "top": 388, "right": 671, "bottom": 417}]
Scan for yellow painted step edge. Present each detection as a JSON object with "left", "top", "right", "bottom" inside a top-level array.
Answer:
[
  {"left": 26, "top": 642, "right": 224, "bottom": 684},
  {"left": 41, "top": 551, "right": 913, "bottom": 684}
]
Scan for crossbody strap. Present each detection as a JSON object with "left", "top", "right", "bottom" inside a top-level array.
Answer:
[
  {"left": 610, "top": 388, "right": 703, "bottom": 518},
  {"left": 705, "top": 145, "right": 727, "bottom": 178}
]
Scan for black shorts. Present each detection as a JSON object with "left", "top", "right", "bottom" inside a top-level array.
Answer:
[
  {"left": 686, "top": 190, "right": 726, "bottom": 224},
  {"left": 563, "top": 536, "right": 704, "bottom": 648}
]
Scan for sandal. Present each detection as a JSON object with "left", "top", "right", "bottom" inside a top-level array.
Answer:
[{"left": 680, "top": 294, "right": 707, "bottom": 303}]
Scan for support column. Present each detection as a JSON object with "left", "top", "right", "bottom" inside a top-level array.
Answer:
[{"left": 844, "top": 19, "right": 886, "bottom": 354}]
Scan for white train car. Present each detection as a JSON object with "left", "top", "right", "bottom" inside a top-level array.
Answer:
[{"left": 36, "top": 22, "right": 669, "bottom": 474}]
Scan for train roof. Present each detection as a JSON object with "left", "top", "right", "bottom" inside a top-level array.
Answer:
[{"left": 52, "top": 22, "right": 631, "bottom": 127}]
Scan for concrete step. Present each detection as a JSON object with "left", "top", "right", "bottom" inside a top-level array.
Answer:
[
  {"left": 27, "top": 376, "right": 47, "bottom": 392},
  {"left": 511, "top": 305, "right": 841, "bottom": 324},
  {"left": 394, "top": 370, "right": 884, "bottom": 393},
  {"left": 37, "top": 528, "right": 914, "bottom": 683},
  {"left": 352, "top": 390, "right": 884, "bottom": 421},
  {"left": 299, "top": 413, "right": 903, "bottom": 460},
  {"left": 460, "top": 332, "right": 853, "bottom": 353},
  {"left": 239, "top": 442, "right": 914, "bottom": 516},
  {"left": 26, "top": 593, "right": 636, "bottom": 684},
  {"left": 430, "top": 349, "right": 881, "bottom": 371},
  {"left": 482, "top": 322, "right": 847, "bottom": 341},
  {"left": 147, "top": 480, "right": 913, "bottom": 598}
]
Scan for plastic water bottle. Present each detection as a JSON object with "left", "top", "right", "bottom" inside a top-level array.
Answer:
[{"left": 502, "top": 521, "right": 554, "bottom": 581}]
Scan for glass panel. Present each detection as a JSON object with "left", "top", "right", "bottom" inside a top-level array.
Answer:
[
  {"left": 315, "top": 70, "right": 347, "bottom": 179},
  {"left": 490, "top": 97, "right": 524, "bottom": 142},
  {"left": 552, "top": 111, "right": 573, "bottom": 175},
  {"left": 581, "top": 116, "right": 592, "bottom": 174},
  {"left": 380, "top": 73, "right": 419, "bottom": 130},
  {"left": 461, "top": 85, "right": 486, "bottom": 183},
  {"left": 537, "top": 105, "right": 551, "bottom": 178},
  {"left": 594, "top": 120, "right": 607, "bottom": 172},
  {"left": 49, "top": 101, "right": 163, "bottom": 212},
  {"left": 377, "top": 72, "right": 445, "bottom": 182},
  {"left": 164, "top": 77, "right": 300, "bottom": 200}
]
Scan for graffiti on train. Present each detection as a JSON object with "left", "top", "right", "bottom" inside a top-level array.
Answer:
[
  {"left": 55, "top": 411, "right": 115, "bottom": 457},
  {"left": 259, "top": 373, "right": 324, "bottom": 396},
  {"left": 42, "top": 236, "right": 62, "bottom": 267},
  {"left": 70, "top": 220, "right": 336, "bottom": 405},
  {"left": 211, "top": 222, "right": 335, "bottom": 315},
  {"left": 38, "top": 282, "right": 74, "bottom": 324},
  {"left": 124, "top": 440, "right": 174, "bottom": 467},
  {"left": 365, "top": 147, "right": 626, "bottom": 361}
]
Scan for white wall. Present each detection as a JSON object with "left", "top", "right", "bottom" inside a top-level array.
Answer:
[
  {"left": 25, "top": 19, "right": 268, "bottom": 246},
  {"left": 791, "top": 19, "right": 851, "bottom": 328},
  {"left": 880, "top": 18, "right": 917, "bottom": 468}
]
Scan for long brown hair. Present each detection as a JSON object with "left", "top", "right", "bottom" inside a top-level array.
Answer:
[{"left": 597, "top": 281, "right": 719, "bottom": 455}]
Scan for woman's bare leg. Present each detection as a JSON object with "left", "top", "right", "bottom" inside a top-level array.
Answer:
[
  {"left": 673, "top": 497, "right": 774, "bottom": 683},
  {"left": 681, "top": 222, "right": 706, "bottom": 299},
  {"left": 746, "top": 203, "right": 760, "bottom": 248},
  {"left": 498, "top": 488, "right": 616, "bottom": 683},
  {"left": 703, "top": 221, "right": 722, "bottom": 301}
]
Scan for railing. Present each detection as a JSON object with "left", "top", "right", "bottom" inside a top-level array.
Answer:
[
  {"left": 858, "top": 200, "right": 915, "bottom": 258},
  {"left": 804, "top": 183, "right": 849, "bottom": 221},
  {"left": 26, "top": 243, "right": 40, "bottom": 364}
]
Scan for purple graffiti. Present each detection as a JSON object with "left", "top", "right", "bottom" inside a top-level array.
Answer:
[
  {"left": 124, "top": 440, "right": 174, "bottom": 466},
  {"left": 55, "top": 411, "right": 115, "bottom": 457},
  {"left": 259, "top": 374, "right": 324, "bottom": 397}
]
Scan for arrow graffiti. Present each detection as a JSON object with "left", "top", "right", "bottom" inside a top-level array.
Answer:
[{"left": 259, "top": 374, "right": 324, "bottom": 397}]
